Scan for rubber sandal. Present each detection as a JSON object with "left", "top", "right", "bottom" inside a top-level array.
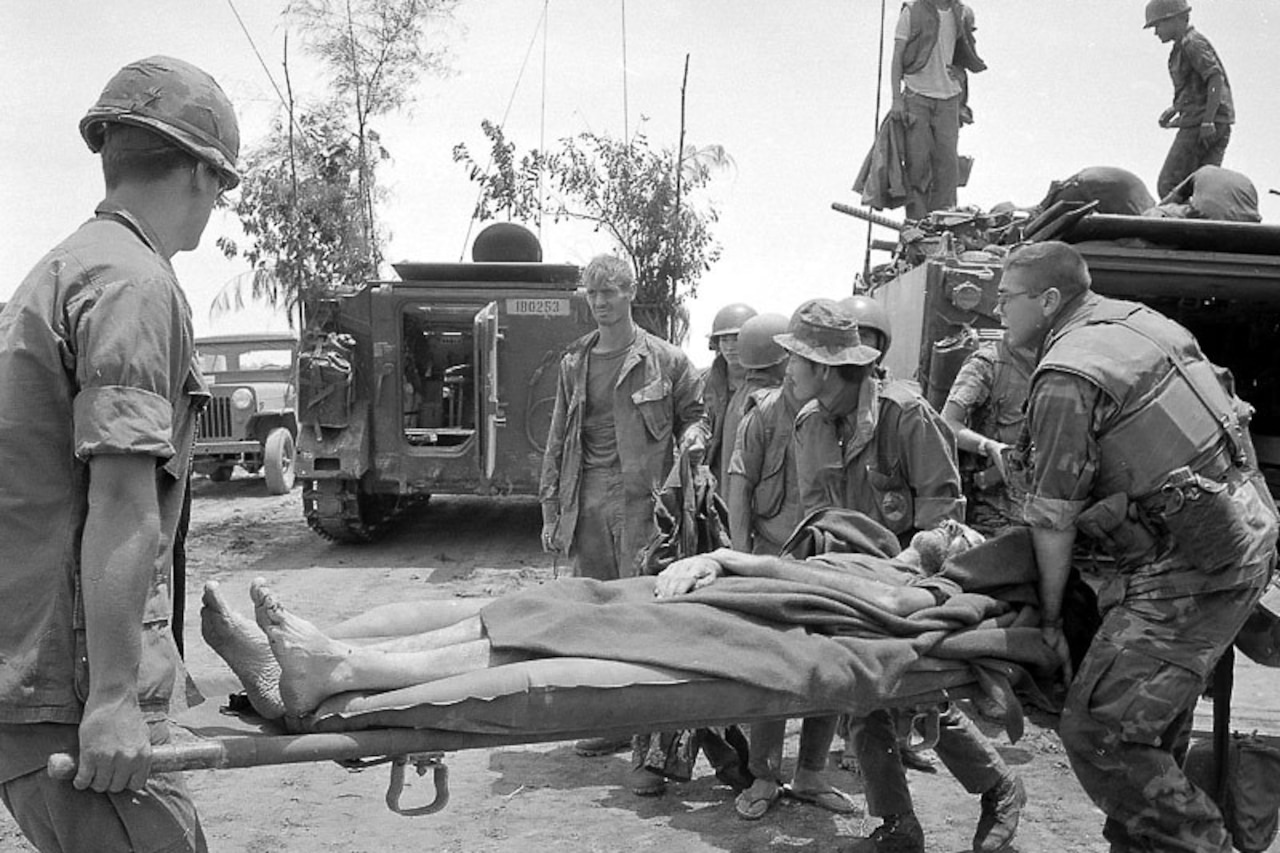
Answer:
[
  {"left": 735, "top": 779, "right": 781, "bottom": 820},
  {"left": 900, "top": 748, "right": 938, "bottom": 774},
  {"left": 784, "top": 784, "right": 858, "bottom": 815}
]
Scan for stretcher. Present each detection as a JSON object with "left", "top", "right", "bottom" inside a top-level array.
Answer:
[{"left": 47, "top": 652, "right": 1031, "bottom": 816}]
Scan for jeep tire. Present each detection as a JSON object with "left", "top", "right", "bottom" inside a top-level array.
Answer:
[{"left": 263, "top": 427, "right": 296, "bottom": 494}]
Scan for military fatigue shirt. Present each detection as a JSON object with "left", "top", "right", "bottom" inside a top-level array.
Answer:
[
  {"left": 0, "top": 204, "right": 205, "bottom": 770},
  {"left": 945, "top": 339, "right": 1033, "bottom": 528},
  {"left": 1024, "top": 293, "right": 1274, "bottom": 600},
  {"left": 540, "top": 329, "right": 708, "bottom": 575},
  {"left": 794, "top": 373, "right": 964, "bottom": 545},
  {"left": 728, "top": 380, "right": 801, "bottom": 554},
  {"left": 1169, "top": 25, "right": 1234, "bottom": 127}
]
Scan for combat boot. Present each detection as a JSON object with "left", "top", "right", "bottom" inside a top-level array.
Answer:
[
  {"left": 842, "top": 813, "right": 925, "bottom": 853},
  {"left": 973, "top": 774, "right": 1026, "bottom": 852}
]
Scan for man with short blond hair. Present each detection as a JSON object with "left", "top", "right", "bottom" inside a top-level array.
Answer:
[{"left": 539, "top": 253, "right": 710, "bottom": 776}]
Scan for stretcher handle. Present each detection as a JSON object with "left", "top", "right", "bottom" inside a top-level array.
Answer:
[
  {"left": 48, "top": 741, "right": 229, "bottom": 780},
  {"left": 47, "top": 727, "right": 460, "bottom": 780}
]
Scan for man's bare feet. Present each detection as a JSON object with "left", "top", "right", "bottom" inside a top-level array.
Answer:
[
  {"left": 250, "top": 577, "right": 357, "bottom": 716},
  {"left": 201, "top": 581, "right": 286, "bottom": 719}
]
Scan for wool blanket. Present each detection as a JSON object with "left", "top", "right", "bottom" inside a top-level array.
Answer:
[{"left": 481, "top": 525, "right": 1058, "bottom": 716}]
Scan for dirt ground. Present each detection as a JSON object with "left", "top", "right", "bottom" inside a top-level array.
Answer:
[{"left": 4, "top": 472, "right": 1279, "bottom": 852}]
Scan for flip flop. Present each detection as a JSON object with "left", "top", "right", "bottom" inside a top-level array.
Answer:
[
  {"left": 734, "top": 779, "right": 781, "bottom": 820},
  {"left": 784, "top": 784, "right": 858, "bottom": 815}
]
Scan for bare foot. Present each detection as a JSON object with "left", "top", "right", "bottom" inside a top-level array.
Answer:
[
  {"left": 201, "top": 581, "right": 285, "bottom": 720},
  {"left": 250, "top": 577, "right": 356, "bottom": 716}
]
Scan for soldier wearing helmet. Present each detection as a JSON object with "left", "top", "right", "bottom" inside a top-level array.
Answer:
[
  {"left": 778, "top": 299, "right": 1025, "bottom": 853},
  {"left": 1145, "top": 0, "right": 1234, "bottom": 197},
  {"left": 726, "top": 313, "right": 796, "bottom": 557},
  {"left": 0, "top": 56, "right": 239, "bottom": 852},
  {"left": 725, "top": 310, "right": 854, "bottom": 822},
  {"left": 839, "top": 294, "right": 893, "bottom": 370},
  {"left": 702, "top": 302, "right": 758, "bottom": 490}
]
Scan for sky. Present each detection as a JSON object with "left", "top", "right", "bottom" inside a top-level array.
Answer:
[{"left": 3, "top": 0, "right": 1278, "bottom": 367}]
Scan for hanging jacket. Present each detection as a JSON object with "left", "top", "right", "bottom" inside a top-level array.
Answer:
[{"left": 853, "top": 114, "right": 910, "bottom": 211}]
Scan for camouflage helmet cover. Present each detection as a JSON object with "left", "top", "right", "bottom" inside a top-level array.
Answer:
[{"left": 80, "top": 56, "right": 241, "bottom": 189}]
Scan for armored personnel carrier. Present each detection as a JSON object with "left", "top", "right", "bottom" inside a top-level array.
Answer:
[
  {"left": 295, "top": 225, "right": 595, "bottom": 541},
  {"left": 859, "top": 203, "right": 1280, "bottom": 491}
]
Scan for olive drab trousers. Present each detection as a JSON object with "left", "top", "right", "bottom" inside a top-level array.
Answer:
[{"left": 1062, "top": 576, "right": 1269, "bottom": 853}]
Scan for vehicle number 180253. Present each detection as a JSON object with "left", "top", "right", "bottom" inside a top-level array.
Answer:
[{"left": 506, "top": 297, "right": 570, "bottom": 316}]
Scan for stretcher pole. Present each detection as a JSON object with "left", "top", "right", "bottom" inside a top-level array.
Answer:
[
  {"left": 48, "top": 729, "right": 457, "bottom": 816},
  {"left": 47, "top": 728, "right": 457, "bottom": 777}
]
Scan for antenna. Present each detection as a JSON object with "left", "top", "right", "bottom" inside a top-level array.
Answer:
[{"left": 621, "top": 0, "right": 630, "bottom": 140}]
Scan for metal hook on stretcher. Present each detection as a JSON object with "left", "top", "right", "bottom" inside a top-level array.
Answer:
[
  {"left": 897, "top": 706, "right": 942, "bottom": 752},
  {"left": 338, "top": 750, "right": 451, "bottom": 816},
  {"left": 384, "top": 752, "right": 450, "bottom": 816}
]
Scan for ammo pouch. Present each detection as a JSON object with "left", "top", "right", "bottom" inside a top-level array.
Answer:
[
  {"left": 1185, "top": 732, "right": 1280, "bottom": 853},
  {"left": 1075, "top": 492, "right": 1157, "bottom": 567},
  {"left": 1140, "top": 465, "right": 1256, "bottom": 573}
]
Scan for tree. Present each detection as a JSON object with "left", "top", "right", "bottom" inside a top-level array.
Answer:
[
  {"left": 289, "top": 0, "right": 458, "bottom": 264},
  {"left": 218, "top": 0, "right": 457, "bottom": 320},
  {"left": 215, "top": 103, "right": 384, "bottom": 319},
  {"left": 453, "top": 120, "right": 729, "bottom": 342}
]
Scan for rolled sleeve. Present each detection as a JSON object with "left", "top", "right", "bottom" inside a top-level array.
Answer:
[
  {"left": 1184, "top": 32, "right": 1225, "bottom": 81},
  {"left": 943, "top": 350, "right": 994, "bottom": 419},
  {"left": 1022, "top": 493, "right": 1089, "bottom": 531},
  {"left": 71, "top": 276, "right": 180, "bottom": 461},
  {"left": 74, "top": 386, "right": 174, "bottom": 459},
  {"left": 1024, "top": 370, "right": 1104, "bottom": 530}
]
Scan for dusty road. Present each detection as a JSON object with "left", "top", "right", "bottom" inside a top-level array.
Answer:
[{"left": 4, "top": 472, "right": 1278, "bottom": 852}]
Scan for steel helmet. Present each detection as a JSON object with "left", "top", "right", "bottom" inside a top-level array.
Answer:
[
  {"left": 707, "top": 303, "right": 758, "bottom": 348},
  {"left": 737, "top": 313, "right": 790, "bottom": 369},
  {"left": 839, "top": 294, "right": 892, "bottom": 356},
  {"left": 1144, "top": 0, "right": 1190, "bottom": 28},
  {"left": 80, "top": 56, "right": 241, "bottom": 189}
]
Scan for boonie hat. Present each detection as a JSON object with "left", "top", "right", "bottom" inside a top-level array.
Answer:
[{"left": 773, "top": 298, "right": 881, "bottom": 367}]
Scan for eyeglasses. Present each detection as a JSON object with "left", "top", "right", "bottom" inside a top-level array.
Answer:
[
  {"left": 994, "top": 289, "right": 1035, "bottom": 309},
  {"left": 195, "top": 162, "right": 234, "bottom": 203}
]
